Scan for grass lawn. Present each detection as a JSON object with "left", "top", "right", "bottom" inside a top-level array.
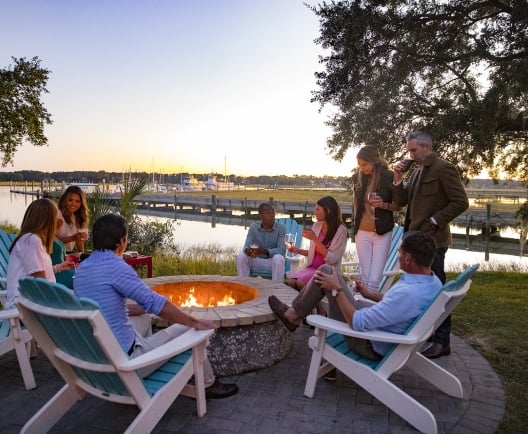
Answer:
[{"left": 449, "top": 271, "right": 527, "bottom": 433}]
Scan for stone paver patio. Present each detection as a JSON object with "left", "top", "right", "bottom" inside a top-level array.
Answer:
[{"left": 0, "top": 320, "right": 504, "bottom": 433}]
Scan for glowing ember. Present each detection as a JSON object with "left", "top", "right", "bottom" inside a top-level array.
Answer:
[
  {"left": 152, "top": 280, "right": 258, "bottom": 308},
  {"left": 178, "top": 287, "right": 236, "bottom": 307}
]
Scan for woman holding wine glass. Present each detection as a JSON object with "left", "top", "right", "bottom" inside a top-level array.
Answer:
[
  {"left": 286, "top": 196, "right": 348, "bottom": 315},
  {"left": 56, "top": 185, "right": 90, "bottom": 254},
  {"left": 352, "top": 145, "right": 400, "bottom": 292}
]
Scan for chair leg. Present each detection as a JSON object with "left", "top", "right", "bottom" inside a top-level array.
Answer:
[
  {"left": 21, "top": 385, "right": 82, "bottom": 434},
  {"left": 407, "top": 352, "right": 464, "bottom": 398},
  {"left": 304, "top": 331, "right": 326, "bottom": 398},
  {"left": 337, "top": 360, "right": 437, "bottom": 434},
  {"left": 14, "top": 336, "right": 36, "bottom": 390}
]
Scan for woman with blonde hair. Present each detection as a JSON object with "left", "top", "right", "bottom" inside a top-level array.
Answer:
[
  {"left": 352, "top": 145, "right": 399, "bottom": 292},
  {"left": 6, "top": 199, "right": 74, "bottom": 308},
  {"left": 56, "top": 185, "right": 90, "bottom": 253}
]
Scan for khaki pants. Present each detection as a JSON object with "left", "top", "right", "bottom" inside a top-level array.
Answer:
[{"left": 291, "top": 264, "right": 382, "bottom": 361}]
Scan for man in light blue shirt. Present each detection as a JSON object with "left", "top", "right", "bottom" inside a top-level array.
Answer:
[
  {"left": 236, "top": 203, "right": 286, "bottom": 282},
  {"left": 74, "top": 213, "right": 238, "bottom": 399},
  {"left": 269, "top": 231, "right": 442, "bottom": 360}
]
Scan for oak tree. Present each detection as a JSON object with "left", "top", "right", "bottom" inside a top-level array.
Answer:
[
  {"left": 310, "top": 1, "right": 528, "bottom": 181},
  {"left": 0, "top": 56, "right": 52, "bottom": 166}
]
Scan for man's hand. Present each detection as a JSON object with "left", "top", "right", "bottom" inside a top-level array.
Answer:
[
  {"left": 245, "top": 247, "right": 258, "bottom": 258},
  {"left": 193, "top": 319, "right": 217, "bottom": 330},
  {"left": 392, "top": 162, "right": 405, "bottom": 183},
  {"left": 314, "top": 267, "right": 340, "bottom": 291}
]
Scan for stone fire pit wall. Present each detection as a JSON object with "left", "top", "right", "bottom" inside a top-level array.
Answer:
[{"left": 143, "top": 275, "right": 299, "bottom": 377}]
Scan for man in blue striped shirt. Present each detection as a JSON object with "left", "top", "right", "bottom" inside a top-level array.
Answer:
[{"left": 74, "top": 213, "right": 238, "bottom": 399}]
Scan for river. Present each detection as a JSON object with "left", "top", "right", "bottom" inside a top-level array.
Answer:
[{"left": 1, "top": 187, "right": 526, "bottom": 272}]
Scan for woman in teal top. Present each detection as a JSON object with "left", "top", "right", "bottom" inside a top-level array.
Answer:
[{"left": 51, "top": 239, "right": 75, "bottom": 289}]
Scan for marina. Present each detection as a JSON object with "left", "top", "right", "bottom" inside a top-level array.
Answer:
[{"left": 3, "top": 185, "right": 526, "bottom": 260}]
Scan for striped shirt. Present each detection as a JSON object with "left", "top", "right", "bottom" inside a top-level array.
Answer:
[{"left": 74, "top": 250, "right": 167, "bottom": 352}]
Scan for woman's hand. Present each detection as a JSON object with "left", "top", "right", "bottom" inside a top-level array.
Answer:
[
  {"left": 370, "top": 195, "right": 384, "bottom": 208},
  {"left": 302, "top": 229, "right": 316, "bottom": 241}
]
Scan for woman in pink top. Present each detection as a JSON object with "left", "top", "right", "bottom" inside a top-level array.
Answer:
[{"left": 286, "top": 196, "right": 348, "bottom": 314}]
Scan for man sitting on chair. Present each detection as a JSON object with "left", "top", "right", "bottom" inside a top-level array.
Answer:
[
  {"left": 236, "top": 203, "right": 286, "bottom": 283},
  {"left": 269, "top": 231, "right": 442, "bottom": 361},
  {"left": 74, "top": 213, "right": 238, "bottom": 399}
]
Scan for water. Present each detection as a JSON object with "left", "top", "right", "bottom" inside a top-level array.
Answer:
[{"left": 1, "top": 187, "right": 526, "bottom": 272}]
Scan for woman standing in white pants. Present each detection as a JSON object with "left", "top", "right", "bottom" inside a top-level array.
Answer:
[{"left": 352, "top": 146, "right": 400, "bottom": 291}]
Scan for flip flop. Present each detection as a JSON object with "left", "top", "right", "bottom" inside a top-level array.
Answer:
[{"left": 268, "top": 295, "right": 298, "bottom": 332}]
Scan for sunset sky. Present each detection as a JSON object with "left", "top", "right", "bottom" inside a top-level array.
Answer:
[{"left": 1, "top": 0, "right": 359, "bottom": 177}]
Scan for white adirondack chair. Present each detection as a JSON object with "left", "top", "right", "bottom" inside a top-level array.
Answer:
[
  {"left": 304, "top": 264, "right": 479, "bottom": 434},
  {"left": 0, "top": 308, "right": 36, "bottom": 390},
  {"left": 16, "top": 277, "right": 214, "bottom": 434}
]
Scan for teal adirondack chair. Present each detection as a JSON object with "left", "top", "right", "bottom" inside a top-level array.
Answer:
[
  {"left": 16, "top": 277, "right": 214, "bottom": 433},
  {"left": 0, "top": 229, "right": 36, "bottom": 390},
  {"left": 249, "top": 217, "right": 303, "bottom": 280},
  {"left": 342, "top": 225, "right": 404, "bottom": 305},
  {"left": 0, "top": 229, "right": 16, "bottom": 299},
  {"left": 304, "top": 264, "right": 479, "bottom": 434}
]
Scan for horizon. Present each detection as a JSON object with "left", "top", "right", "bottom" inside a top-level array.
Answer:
[{"left": 0, "top": 1, "right": 359, "bottom": 177}]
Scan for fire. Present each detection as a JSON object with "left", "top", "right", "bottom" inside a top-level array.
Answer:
[{"left": 175, "top": 286, "right": 236, "bottom": 307}]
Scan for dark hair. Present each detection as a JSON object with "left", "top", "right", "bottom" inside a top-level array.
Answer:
[
  {"left": 92, "top": 214, "right": 128, "bottom": 251},
  {"left": 58, "top": 185, "right": 89, "bottom": 229},
  {"left": 10, "top": 198, "right": 57, "bottom": 254},
  {"left": 316, "top": 196, "right": 346, "bottom": 245},
  {"left": 258, "top": 203, "right": 274, "bottom": 214},
  {"left": 400, "top": 231, "right": 436, "bottom": 268}
]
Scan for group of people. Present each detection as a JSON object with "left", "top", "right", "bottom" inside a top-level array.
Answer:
[
  {"left": 6, "top": 188, "right": 239, "bottom": 399},
  {"left": 5, "top": 129, "right": 468, "bottom": 398},
  {"left": 6, "top": 185, "right": 90, "bottom": 308},
  {"left": 265, "top": 130, "right": 468, "bottom": 370}
]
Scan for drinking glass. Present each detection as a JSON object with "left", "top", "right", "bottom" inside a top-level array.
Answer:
[
  {"left": 368, "top": 192, "right": 379, "bottom": 217},
  {"left": 342, "top": 263, "right": 362, "bottom": 300},
  {"left": 79, "top": 228, "right": 89, "bottom": 241},
  {"left": 284, "top": 233, "right": 295, "bottom": 258}
]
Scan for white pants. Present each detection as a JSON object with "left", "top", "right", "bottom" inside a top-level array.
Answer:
[
  {"left": 355, "top": 229, "right": 392, "bottom": 291},
  {"left": 131, "top": 319, "right": 215, "bottom": 385},
  {"left": 236, "top": 253, "right": 285, "bottom": 283}
]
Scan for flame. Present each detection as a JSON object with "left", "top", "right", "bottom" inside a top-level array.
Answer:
[{"left": 177, "top": 287, "right": 236, "bottom": 307}]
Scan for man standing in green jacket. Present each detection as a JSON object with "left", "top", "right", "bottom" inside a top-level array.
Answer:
[{"left": 393, "top": 130, "right": 469, "bottom": 358}]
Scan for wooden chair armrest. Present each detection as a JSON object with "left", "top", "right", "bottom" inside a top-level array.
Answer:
[
  {"left": 306, "top": 314, "right": 421, "bottom": 344},
  {"left": 119, "top": 328, "right": 214, "bottom": 371}
]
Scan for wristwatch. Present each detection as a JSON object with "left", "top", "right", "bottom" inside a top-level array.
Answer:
[{"left": 331, "top": 289, "right": 341, "bottom": 297}]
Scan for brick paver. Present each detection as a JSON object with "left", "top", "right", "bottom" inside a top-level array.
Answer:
[{"left": 0, "top": 326, "right": 504, "bottom": 433}]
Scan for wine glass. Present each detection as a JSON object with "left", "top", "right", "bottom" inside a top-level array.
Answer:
[
  {"left": 342, "top": 263, "right": 362, "bottom": 301},
  {"left": 284, "top": 233, "right": 295, "bottom": 258},
  {"left": 367, "top": 192, "right": 379, "bottom": 217}
]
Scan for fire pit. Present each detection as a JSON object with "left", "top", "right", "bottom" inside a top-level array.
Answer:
[{"left": 143, "top": 275, "right": 298, "bottom": 376}]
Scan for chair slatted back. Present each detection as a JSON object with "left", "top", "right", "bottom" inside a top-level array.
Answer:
[
  {"left": 17, "top": 277, "right": 136, "bottom": 398},
  {"left": 378, "top": 225, "right": 404, "bottom": 292},
  {"left": 0, "top": 229, "right": 15, "bottom": 292}
]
